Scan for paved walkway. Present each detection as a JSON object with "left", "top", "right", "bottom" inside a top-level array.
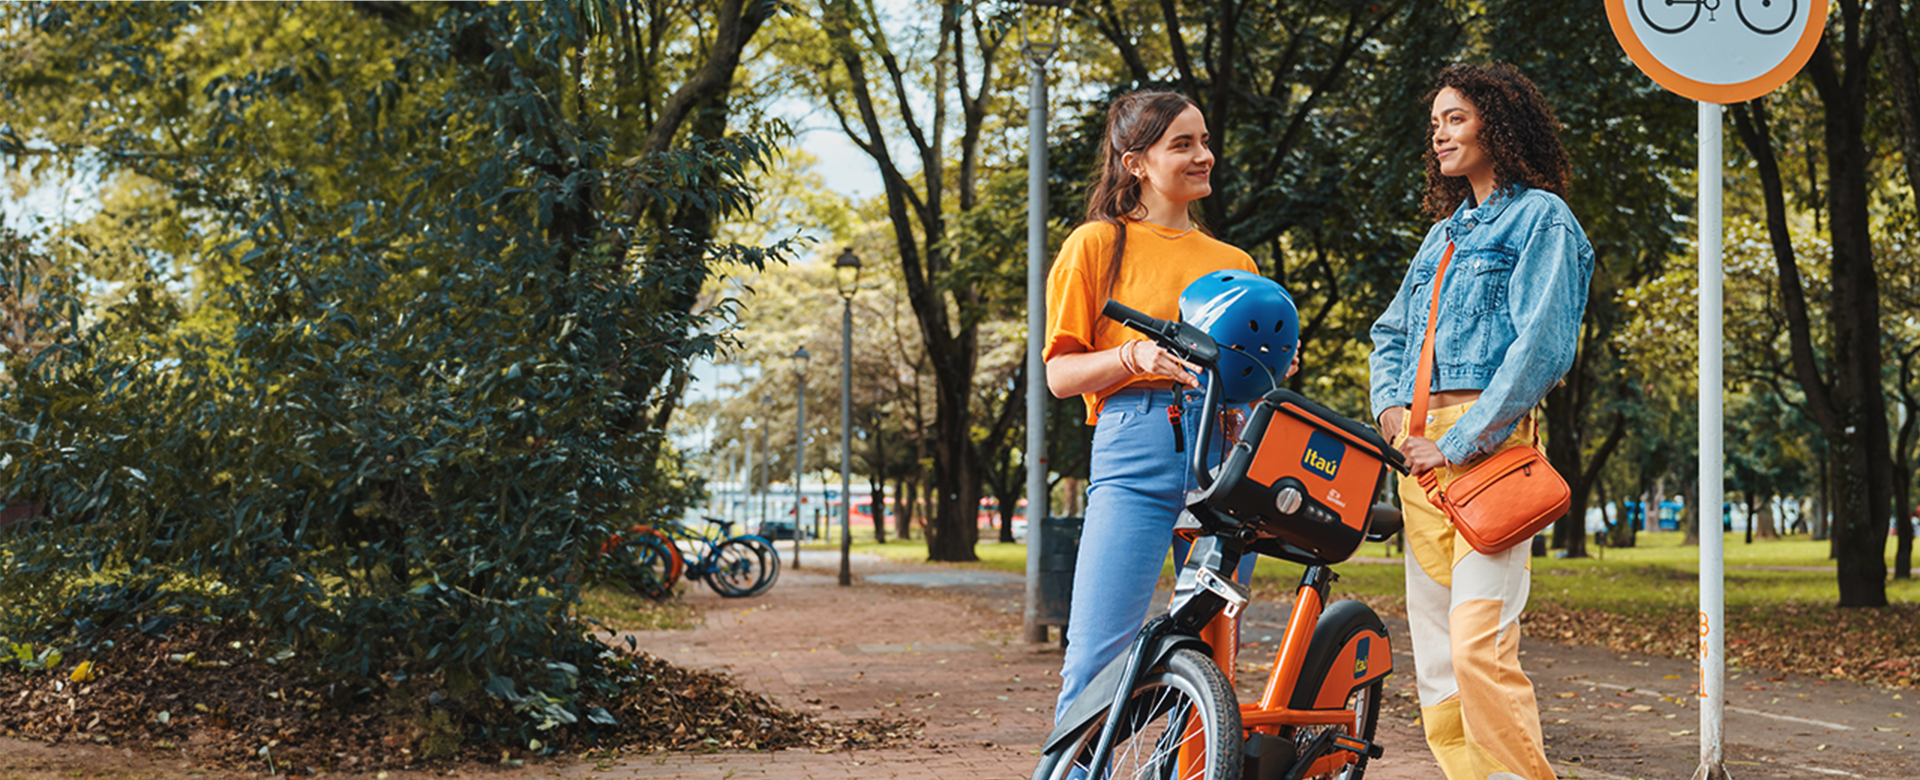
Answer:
[{"left": 560, "top": 548, "right": 1914, "bottom": 780}]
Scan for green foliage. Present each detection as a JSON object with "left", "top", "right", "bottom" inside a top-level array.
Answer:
[
  {"left": 0, "top": 0, "right": 787, "bottom": 743},
  {"left": 2, "top": 641, "right": 62, "bottom": 673}
]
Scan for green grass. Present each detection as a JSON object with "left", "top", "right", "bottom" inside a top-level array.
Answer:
[{"left": 577, "top": 585, "right": 701, "bottom": 632}]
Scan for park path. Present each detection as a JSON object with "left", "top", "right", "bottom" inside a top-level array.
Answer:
[
  {"left": 558, "top": 550, "right": 1597, "bottom": 780},
  {"left": 555, "top": 548, "right": 1915, "bottom": 780}
]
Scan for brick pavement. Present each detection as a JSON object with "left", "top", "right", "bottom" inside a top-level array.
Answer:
[
  {"left": 565, "top": 555, "right": 1055, "bottom": 779},
  {"left": 558, "top": 550, "right": 1633, "bottom": 780}
]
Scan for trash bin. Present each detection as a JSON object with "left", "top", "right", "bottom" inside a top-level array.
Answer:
[{"left": 1035, "top": 515, "right": 1084, "bottom": 629}]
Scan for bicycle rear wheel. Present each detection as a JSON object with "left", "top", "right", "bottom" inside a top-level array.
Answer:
[
  {"left": 1032, "top": 648, "right": 1242, "bottom": 780},
  {"left": 1286, "top": 679, "right": 1382, "bottom": 780},
  {"left": 737, "top": 536, "right": 780, "bottom": 594},
  {"left": 705, "top": 538, "right": 774, "bottom": 598}
]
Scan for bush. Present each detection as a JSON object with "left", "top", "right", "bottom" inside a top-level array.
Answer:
[{"left": 0, "top": 1, "right": 784, "bottom": 743}]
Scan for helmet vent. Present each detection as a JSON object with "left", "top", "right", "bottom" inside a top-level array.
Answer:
[
  {"left": 1241, "top": 366, "right": 1254, "bottom": 377},
  {"left": 1248, "top": 319, "right": 1260, "bottom": 332},
  {"left": 1259, "top": 344, "right": 1270, "bottom": 354},
  {"left": 1275, "top": 320, "right": 1286, "bottom": 332}
]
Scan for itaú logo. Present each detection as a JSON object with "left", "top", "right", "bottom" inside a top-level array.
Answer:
[{"left": 1302, "top": 429, "right": 1345, "bottom": 481}]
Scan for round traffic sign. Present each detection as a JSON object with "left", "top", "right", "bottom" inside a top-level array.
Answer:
[{"left": 1606, "top": 0, "right": 1828, "bottom": 103}]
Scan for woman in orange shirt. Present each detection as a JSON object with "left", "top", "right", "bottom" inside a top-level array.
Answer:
[{"left": 1043, "top": 90, "right": 1295, "bottom": 722}]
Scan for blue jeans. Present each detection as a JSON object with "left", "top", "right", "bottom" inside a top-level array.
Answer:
[{"left": 1055, "top": 387, "right": 1255, "bottom": 722}]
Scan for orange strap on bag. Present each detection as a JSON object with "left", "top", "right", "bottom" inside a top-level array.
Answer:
[{"left": 1407, "top": 242, "right": 1569, "bottom": 555}]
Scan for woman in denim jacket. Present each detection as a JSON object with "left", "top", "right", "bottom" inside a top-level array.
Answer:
[{"left": 1368, "top": 63, "right": 1594, "bottom": 780}]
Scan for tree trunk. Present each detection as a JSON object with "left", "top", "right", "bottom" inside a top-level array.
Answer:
[
  {"left": 1682, "top": 474, "right": 1700, "bottom": 546},
  {"left": 893, "top": 475, "right": 913, "bottom": 542},
  {"left": 1813, "top": 470, "right": 1831, "bottom": 543},
  {"left": 1732, "top": 33, "right": 1892, "bottom": 605},
  {"left": 869, "top": 478, "right": 887, "bottom": 544}
]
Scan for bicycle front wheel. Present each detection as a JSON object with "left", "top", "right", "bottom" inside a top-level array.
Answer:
[
  {"left": 1033, "top": 648, "right": 1242, "bottom": 780},
  {"left": 705, "top": 538, "right": 774, "bottom": 598}
]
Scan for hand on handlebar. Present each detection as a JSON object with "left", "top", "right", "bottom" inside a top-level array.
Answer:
[
  {"left": 1396, "top": 435, "right": 1449, "bottom": 475},
  {"left": 1129, "top": 341, "right": 1202, "bottom": 389}
]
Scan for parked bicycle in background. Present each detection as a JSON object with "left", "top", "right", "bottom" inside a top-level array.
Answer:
[{"left": 598, "top": 517, "right": 779, "bottom": 599}]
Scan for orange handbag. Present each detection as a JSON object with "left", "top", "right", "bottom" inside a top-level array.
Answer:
[{"left": 1406, "top": 243, "right": 1569, "bottom": 555}]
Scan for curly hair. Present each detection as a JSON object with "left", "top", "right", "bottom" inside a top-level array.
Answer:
[{"left": 1421, "top": 63, "right": 1571, "bottom": 221}]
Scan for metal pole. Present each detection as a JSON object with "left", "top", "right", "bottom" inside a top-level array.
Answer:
[
  {"left": 1692, "top": 100, "right": 1728, "bottom": 780},
  {"left": 742, "top": 426, "right": 754, "bottom": 530},
  {"left": 840, "top": 297, "right": 855, "bottom": 586},
  {"left": 760, "top": 419, "right": 770, "bottom": 529},
  {"left": 794, "top": 376, "right": 806, "bottom": 569},
  {"left": 1022, "top": 45, "right": 1055, "bottom": 644}
]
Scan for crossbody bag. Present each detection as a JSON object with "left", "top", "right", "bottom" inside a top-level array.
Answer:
[{"left": 1406, "top": 242, "right": 1570, "bottom": 555}]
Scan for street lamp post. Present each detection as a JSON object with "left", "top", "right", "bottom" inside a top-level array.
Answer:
[
  {"left": 834, "top": 248, "right": 863, "bottom": 587},
  {"left": 740, "top": 417, "right": 757, "bottom": 528},
  {"left": 790, "top": 346, "right": 810, "bottom": 569},
  {"left": 1020, "top": 0, "right": 1067, "bottom": 644},
  {"left": 760, "top": 394, "right": 772, "bottom": 529}
]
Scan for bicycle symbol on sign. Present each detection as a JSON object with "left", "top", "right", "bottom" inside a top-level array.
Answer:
[{"left": 1638, "top": 0, "right": 1798, "bottom": 34}]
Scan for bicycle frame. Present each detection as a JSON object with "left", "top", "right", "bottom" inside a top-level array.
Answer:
[{"left": 1043, "top": 301, "right": 1405, "bottom": 780}]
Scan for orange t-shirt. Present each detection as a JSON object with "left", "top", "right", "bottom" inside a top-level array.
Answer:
[{"left": 1045, "top": 220, "right": 1259, "bottom": 424}]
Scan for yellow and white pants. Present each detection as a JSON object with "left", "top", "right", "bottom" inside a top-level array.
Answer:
[{"left": 1398, "top": 402, "right": 1554, "bottom": 780}]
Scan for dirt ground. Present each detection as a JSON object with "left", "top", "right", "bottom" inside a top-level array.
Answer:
[{"left": 3, "top": 549, "right": 1916, "bottom": 779}]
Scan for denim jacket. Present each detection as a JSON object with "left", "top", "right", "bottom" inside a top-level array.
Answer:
[{"left": 1369, "top": 184, "right": 1594, "bottom": 465}]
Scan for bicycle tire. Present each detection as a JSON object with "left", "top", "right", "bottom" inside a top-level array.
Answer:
[
  {"left": 705, "top": 538, "right": 773, "bottom": 598},
  {"left": 609, "top": 534, "right": 677, "bottom": 600},
  {"left": 1286, "top": 680, "right": 1383, "bottom": 780},
  {"left": 1735, "top": 0, "right": 1795, "bottom": 35},
  {"left": 1638, "top": 0, "right": 1702, "bottom": 34},
  {"left": 735, "top": 535, "right": 781, "bottom": 596},
  {"left": 633, "top": 525, "right": 686, "bottom": 589},
  {"left": 1031, "top": 648, "right": 1242, "bottom": 780}
]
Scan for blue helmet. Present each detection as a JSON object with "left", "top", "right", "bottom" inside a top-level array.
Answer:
[{"left": 1179, "top": 270, "right": 1299, "bottom": 403}]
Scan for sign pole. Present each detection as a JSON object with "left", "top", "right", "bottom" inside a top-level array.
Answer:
[
  {"left": 1693, "top": 100, "right": 1728, "bottom": 780},
  {"left": 1606, "top": 4, "right": 1825, "bottom": 775}
]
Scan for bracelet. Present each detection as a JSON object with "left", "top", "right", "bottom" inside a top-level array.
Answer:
[{"left": 1119, "top": 340, "right": 1141, "bottom": 375}]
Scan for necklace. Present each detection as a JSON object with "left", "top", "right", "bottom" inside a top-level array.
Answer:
[{"left": 1139, "top": 220, "right": 1196, "bottom": 240}]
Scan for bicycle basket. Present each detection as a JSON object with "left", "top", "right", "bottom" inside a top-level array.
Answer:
[{"left": 1203, "top": 389, "right": 1405, "bottom": 565}]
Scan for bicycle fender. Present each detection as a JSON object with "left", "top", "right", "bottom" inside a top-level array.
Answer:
[
  {"left": 1288, "top": 599, "right": 1393, "bottom": 710},
  {"left": 1040, "top": 633, "right": 1214, "bottom": 754}
]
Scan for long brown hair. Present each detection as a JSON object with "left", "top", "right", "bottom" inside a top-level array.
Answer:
[
  {"left": 1083, "top": 90, "right": 1201, "bottom": 307},
  {"left": 1421, "top": 63, "right": 1571, "bottom": 221}
]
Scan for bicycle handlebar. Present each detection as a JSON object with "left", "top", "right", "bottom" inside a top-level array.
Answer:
[
  {"left": 1101, "top": 300, "right": 1220, "bottom": 367},
  {"left": 1102, "top": 299, "right": 1227, "bottom": 490}
]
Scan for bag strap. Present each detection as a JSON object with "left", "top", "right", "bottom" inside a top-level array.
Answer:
[
  {"left": 1407, "top": 241, "right": 1455, "bottom": 441},
  {"left": 1409, "top": 241, "right": 1544, "bottom": 498}
]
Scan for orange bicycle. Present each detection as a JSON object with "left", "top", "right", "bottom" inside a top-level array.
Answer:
[{"left": 1031, "top": 302, "right": 1407, "bottom": 780}]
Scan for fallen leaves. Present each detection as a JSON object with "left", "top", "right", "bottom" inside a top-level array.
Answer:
[
  {"left": 0, "top": 623, "right": 924, "bottom": 773},
  {"left": 1522, "top": 602, "right": 1920, "bottom": 688}
]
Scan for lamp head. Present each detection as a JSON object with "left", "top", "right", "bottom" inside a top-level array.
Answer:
[
  {"left": 834, "top": 247, "right": 862, "bottom": 299},
  {"left": 1019, "top": 0, "right": 1070, "bottom": 52}
]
